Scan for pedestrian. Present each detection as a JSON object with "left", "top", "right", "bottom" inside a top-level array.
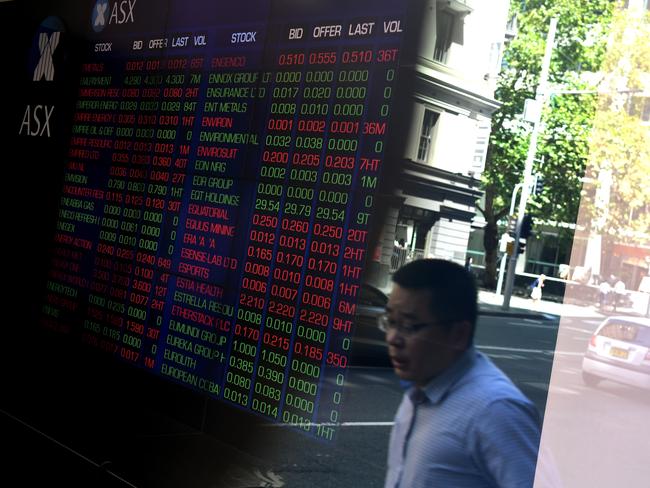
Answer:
[
  {"left": 392, "top": 239, "right": 407, "bottom": 270},
  {"left": 464, "top": 256, "right": 473, "bottom": 273},
  {"left": 598, "top": 279, "right": 610, "bottom": 309},
  {"left": 530, "top": 274, "right": 546, "bottom": 304},
  {"left": 558, "top": 264, "right": 570, "bottom": 280},
  {"left": 613, "top": 278, "right": 626, "bottom": 312},
  {"left": 382, "top": 259, "right": 541, "bottom": 488}
]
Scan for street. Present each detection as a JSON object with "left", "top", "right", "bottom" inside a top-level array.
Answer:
[
  {"left": 225, "top": 313, "right": 562, "bottom": 488},
  {"left": 538, "top": 315, "right": 650, "bottom": 488},
  {"left": 227, "top": 311, "right": 650, "bottom": 488},
  {"left": 8, "top": 309, "right": 649, "bottom": 488}
]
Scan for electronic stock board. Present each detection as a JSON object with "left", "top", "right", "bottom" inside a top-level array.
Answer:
[{"left": 15, "top": 0, "right": 414, "bottom": 440}]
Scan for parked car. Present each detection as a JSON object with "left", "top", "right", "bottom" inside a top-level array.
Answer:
[
  {"left": 581, "top": 316, "right": 650, "bottom": 390},
  {"left": 350, "top": 284, "right": 390, "bottom": 366}
]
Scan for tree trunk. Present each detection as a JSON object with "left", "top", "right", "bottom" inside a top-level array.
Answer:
[
  {"left": 483, "top": 216, "right": 499, "bottom": 289},
  {"left": 479, "top": 185, "right": 505, "bottom": 289}
]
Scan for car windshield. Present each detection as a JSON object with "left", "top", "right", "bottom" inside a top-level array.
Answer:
[
  {"left": 357, "top": 285, "right": 387, "bottom": 307},
  {"left": 599, "top": 322, "right": 650, "bottom": 346}
]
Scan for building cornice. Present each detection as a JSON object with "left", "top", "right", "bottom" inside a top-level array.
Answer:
[
  {"left": 407, "top": 61, "right": 502, "bottom": 117},
  {"left": 402, "top": 159, "right": 482, "bottom": 189},
  {"left": 399, "top": 159, "right": 483, "bottom": 210}
]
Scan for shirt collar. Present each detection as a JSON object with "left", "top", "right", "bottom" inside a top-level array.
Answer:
[{"left": 408, "top": 346, "right": 477, "bottom": 406}]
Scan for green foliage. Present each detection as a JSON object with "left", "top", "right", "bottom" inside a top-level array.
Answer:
[
  {"left": 532, "top": 82, "right": 598, "bottom": 222},
  {"left": 583, "top": 7, "right": 650, "bottom": 245},
  {"left": 477, "top": 0, "right": 615, "bottom": 286}
]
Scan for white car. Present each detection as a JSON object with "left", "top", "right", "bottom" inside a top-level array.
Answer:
[{"left": 582, "top": 316, "right": 650, "bottom": 390}]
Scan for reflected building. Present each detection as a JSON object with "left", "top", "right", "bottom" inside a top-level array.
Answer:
[
  {"left": 369, "top": 0, "right": 511, "bottom": 286},
  {"left": 569, "top": 0, "right": 650, "bottom": 311}
]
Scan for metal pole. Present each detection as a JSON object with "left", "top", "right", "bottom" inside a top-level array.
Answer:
[
  {"left": 496, "top": 183, "right": 523, "bottom": 295},
  {"left": 502, "top": 17, "right": 557, "bottom": 310},
  {"left": 496, "top": 254, "right": 508, "bottom": 295},
  {"left": 509, "top": 183, "right": 524, "bottom": 216}
]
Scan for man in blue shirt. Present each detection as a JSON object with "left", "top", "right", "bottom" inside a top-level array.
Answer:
[{"left": 382, "top": 259, "right": 541, "bottom": 488}]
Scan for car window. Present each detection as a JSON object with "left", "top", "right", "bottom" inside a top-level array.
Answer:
[
  {"left": 599, "top": 322, "right": 650, "bottom": 346},
  {"left": 635, "top": 327, "right": 650, "bottom": 347},
  {"left": 358, "top": 285, "right": 387, "bottom": 307}
]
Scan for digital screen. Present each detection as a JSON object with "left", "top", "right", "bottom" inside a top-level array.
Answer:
[{"left": 40, "top": 0, "right": 407, "bottom": 439}]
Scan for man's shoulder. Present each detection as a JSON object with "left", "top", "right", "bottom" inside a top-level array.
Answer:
[
  {"left": 455, "top": 354, "right": 541, "bottom": 437},
  {"left": 453, "top": 351, "right": 534, "bottom": 409}
]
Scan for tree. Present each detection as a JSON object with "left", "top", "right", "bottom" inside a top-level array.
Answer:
[
  {"left": 577, "top": 5, "right": 650, "bottom": 274},
  {"left": 477, "top": 0, "right": 614, "bottom": 287},
  {"left": 579, "top": 4, "right": 650, "bottom": 285}
]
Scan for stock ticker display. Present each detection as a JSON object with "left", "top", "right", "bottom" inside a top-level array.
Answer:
[{"left": 41, "top": 0, "right": 406, "bottom": 439}]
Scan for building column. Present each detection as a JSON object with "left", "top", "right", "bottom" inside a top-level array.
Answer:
[
  {"left": 364, "top": 206, "right": 401, "bottom": 289},
  {"left": 426, "top": 218, "right": 472, "bottom": 264}
]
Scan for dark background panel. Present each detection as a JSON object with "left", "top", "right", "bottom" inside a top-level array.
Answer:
[{"left": 0, "top": 1, "right": 423, "bottom": 484}]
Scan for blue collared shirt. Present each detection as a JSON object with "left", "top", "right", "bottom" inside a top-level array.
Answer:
[{"left": 385, "top": 347, "right": 541, "bottom": 488}]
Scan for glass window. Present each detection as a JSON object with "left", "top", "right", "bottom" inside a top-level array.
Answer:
[
  {"left": 434, "top": 10, "right": 454, "bottom": 63},
  {"left": 628, "top": 95, "right": 650, "bottom": 121},
  {"left": 357, "top": 285, "right": 388, "bottom": 307},
  {"left": 416, "top": 110, "right": 440, "bottom": 162},
  {"left": 599, "top": 322, "right": 650, "bottom": 346},
  {"left": 488, "top": 42, "right": 503, "bottom": 75}
]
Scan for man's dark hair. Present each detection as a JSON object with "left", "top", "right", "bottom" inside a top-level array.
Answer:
[{"left": 392, "top": 259, "right": 478, "bottom": 339}]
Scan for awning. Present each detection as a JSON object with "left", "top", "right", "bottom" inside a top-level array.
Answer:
[
  {"left": 441, "top": 0, "right": 473, "bottom": 15},
  {"left": 622, "top": 257, "right": 650, "bottom": 268},
  {"left": 404, "top": 195, "right": 440, "bottom": 212}
]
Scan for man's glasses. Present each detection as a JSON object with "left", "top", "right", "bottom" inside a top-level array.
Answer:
[{"left": 377, "top": 313, "right": 451, "bottom": 336}]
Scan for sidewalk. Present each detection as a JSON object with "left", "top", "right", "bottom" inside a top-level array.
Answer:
[
  {"left": 378, "top": 282, "right": 606, "bottom": 321},
  {"left": 477, "top": 289, "right": 605, "bottom": 320}
]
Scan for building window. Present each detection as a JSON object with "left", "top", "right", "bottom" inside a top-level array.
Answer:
[
  {"left": 504, "top": 15, "right": 518, "bottom": 41},
  {"left": 629, "top": 0, "right": 650, "bottom": 10},
  {"left": 487, "top": 42, "right": 503, "bottom": 78},
  {"left": 417, "top": 110, "right": 440, "bottom": 162},
  {"left": 628, "top": 96, "right": 650, "bottom": 122},
  {"left": 433, "top": 0, "right": 470, "bottom": 64},
  {"left": 434, "top": 10, "right": 455, "bottom": 63}
]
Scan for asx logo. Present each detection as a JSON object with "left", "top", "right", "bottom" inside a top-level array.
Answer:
[
  {"left": 92, "top": 0, "right": 136, "bottom": 32},
  {"left": 30, "top": 16, "right": 65, "bottom": 82},
  {"left": 22, "top": 17, "right": 65, "bottom": 138},
  {"left": 33, "top": 32, "right": 60, "bottom": 81}
]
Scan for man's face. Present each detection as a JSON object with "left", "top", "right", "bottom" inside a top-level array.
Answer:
[{"left": 385, "top": 284, "right": 467, "bottom": 387}]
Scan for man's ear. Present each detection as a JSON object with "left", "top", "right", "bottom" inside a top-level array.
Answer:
[{"left": 449, "top": 321, "right": 472, "bottom": 350}]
